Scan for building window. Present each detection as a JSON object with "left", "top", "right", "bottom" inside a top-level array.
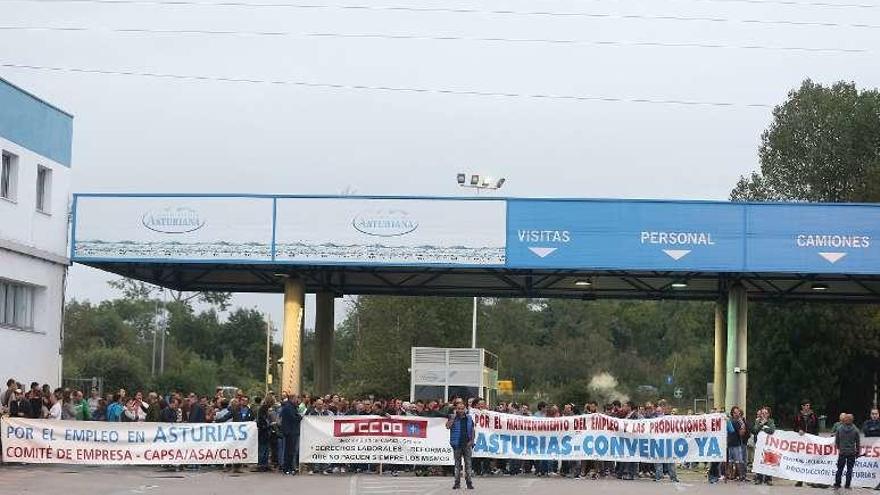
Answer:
[
  {"left": 0, "top": 280, "right": 35, "bottom": 331},
  {"left": 36, "top": 165, "right": 52, "bottom": 213},
  {"left": 1, "top": 151, "right": 17, "bottom": 201}
]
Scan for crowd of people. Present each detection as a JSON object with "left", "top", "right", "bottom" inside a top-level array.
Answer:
[{"left": 3, "top": 378, "right": 880, "bottom": 489}]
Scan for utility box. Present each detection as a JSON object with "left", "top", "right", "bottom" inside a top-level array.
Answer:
[{"left": 410, "top": 347, "right": 499, "bottom": 404}]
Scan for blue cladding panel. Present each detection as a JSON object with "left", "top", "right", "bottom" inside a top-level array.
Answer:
[
  {"left": 746, "top": 204, "right": 880, "bottom": 274},
  {"left": 0, "top": 79, "right": 73, "bottom": 166},
  {"left": 506, "top": 200, "right": 745, "bottom": 271}
]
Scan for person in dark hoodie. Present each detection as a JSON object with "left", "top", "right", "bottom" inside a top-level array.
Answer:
[
  {"left": 254, "top": 395, "right": 275, "bottom": 472},
  {"left": 27, "top": 383, "right": 43, "bottom": 419},
  {"left": 863, "top": 409, "right": 880, "bottom": 438},
  {"left": 834, "top": 413, "right": 861, "bottom": 489},
  {"left": 793, "top": 400, "right": 820, "bottom": 487},
  {"left": 8, "top": 388, "right": 31, "bottom": 418},
  {"left": 160, "top": 397, "right": 180, "bottom": 423},
  {"left": 187, "top": 395, "right": 205, "bottom": 423},
  {"left": 280, "top": 395, "right": 302, "bottom": 475}
]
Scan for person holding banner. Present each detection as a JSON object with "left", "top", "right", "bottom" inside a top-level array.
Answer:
[
  {"left": 47, "top": 389, "right": 63, "bottom": 420},
  {"left": 833, "top": 414, "right": 861, "bottom": 489},
  {"left": 7, "top": 388, "right": 31, "bottom": 418},
  {"left": 654, "top": 401, "right": 680, "bottom": 483},
  {"left": 793, "top": 400, "right": 820, "bottom": 487},
  {"left": 726, "top": 406, "right": 748, "bottom": 482},
  {"left": 751, "top": 407, "right": 776, "bottom": 485},
  {"left": 446, "top": 398, "right": 475, "bottom": 490}
]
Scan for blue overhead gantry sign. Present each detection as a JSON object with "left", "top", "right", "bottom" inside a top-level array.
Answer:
[
  {"left": 506, "top": 199, "right": 880, "bottom": 274},
  {"left": 506, "top": 200, "right": 744, "bottom": 272},
  {"left": 745, "top": 203, "right": 880, "bottom": 274},
  {"left": 70, "top": 194, "right": 880, "bottom": 301}
]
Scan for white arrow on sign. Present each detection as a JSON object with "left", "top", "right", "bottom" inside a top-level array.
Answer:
[
  {"left": 818, "top": 252, "right": 847, "bottom": 264},
  {"left": 528, "top": 247, "right": 557, "bottom": 258},
  {"left": 662, "top": 249, "right": 691, "bottom": 261}
]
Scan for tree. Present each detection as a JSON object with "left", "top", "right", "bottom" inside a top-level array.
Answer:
[
  {"left": 74, "top": 347, "right": 150, "bottom": 394},
  {"left": 333, "top": 295, "right": 715, "bottom": 405},
  {"left": 108, "top": 278, "right": 233, "bottom": 311},
  {"left": 732, "top": 80, "right": 880, "bottom": 203},
  {"left": 732, "top": 78, "right": 880, "bottom": 423},
  {"left": 64, "top": 278, "right": 270, "bottom": 396}
]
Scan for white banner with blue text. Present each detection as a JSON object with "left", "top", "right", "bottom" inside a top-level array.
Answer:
[
  {"left": 1, "top": 417, "right": 257, "bottom": 465},
  {"left": 472, "top": 411, "right": 728, "bottom": 462}
]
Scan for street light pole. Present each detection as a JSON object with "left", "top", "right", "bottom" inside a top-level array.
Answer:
[
  {"left": 457, "top": 172, "right": 506, "bottom": 350},
  {"left": 472, "top": 296, "right": 478, "bottom": 348},
  {"left": 151, "top": 299, "right": 158, "bottom": 376},
  {"left": 266, "top": 315, "right": 272, "bottom": 395}
]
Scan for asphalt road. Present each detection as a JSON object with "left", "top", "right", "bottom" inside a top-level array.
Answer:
[{"left": 0, "top": 465, "right": 850, "bottom": 495}]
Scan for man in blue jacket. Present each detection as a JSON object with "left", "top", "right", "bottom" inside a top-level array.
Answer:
[
  {"left": 446, "top": 398, "right": 475, "bottom": 490},
  {"left": 280, "top": 395, "right": 302, "bottom": 475},
  {"left": 106, "top": 393, "right": 125, "bottom": 422}
]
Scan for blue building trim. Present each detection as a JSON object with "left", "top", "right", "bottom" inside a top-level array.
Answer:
[{"left": 0, "top": 77, "right": 73, "bottom": 167}]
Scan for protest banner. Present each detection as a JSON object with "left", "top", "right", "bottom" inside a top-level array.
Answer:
[
  {"left": 1, "top": 417, "right": 257, "bottom": 465},
  {"left": 472, "top": 410, "right": 728, "bottom": 462},
  {"left": 753, "top": 430, "right": 880, "bottom": 487},
  {"left": 299, "top": 415, "right": 454, "bottom": 465}
]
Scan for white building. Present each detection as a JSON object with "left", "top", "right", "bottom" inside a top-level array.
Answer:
[
  {"left": 410, "top": 347, "right": 499, "bottom": 404},
  {"left": 0, "top": 77, "right": 73, "bottom": 389}
]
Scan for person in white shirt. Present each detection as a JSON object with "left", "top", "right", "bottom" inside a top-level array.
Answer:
[
  {"left": 87, "top": 387, "right": 101, "bottom": 417},
  {"left": 133, "top": 391, "right": 148, "bottom": 421},
  {"left": 47, "top": 390, "right": 63, "bottom": 420}
]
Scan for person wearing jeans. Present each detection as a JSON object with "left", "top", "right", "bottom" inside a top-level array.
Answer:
[
  {"left": 254, "top": 396, "right": 275, "bottom": 472},
  {"left": 834, "top": 414, "right": 861, "bottom": 489},
  {"left": 726, "top": 406, "right": 748, "bottom": 482},
  {"left": 446, "top": 398, "right": 475, "bottom": 490},
  {"left": 280, "top": 395, "right": 302, "bottom": 475},
  {"left": 653, "top": 402, "right": 679, "bottom": 482}
]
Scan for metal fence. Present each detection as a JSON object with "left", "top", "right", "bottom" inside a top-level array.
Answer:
[{"left": 61, "top": 376, "right": 103, "bottom": 396}]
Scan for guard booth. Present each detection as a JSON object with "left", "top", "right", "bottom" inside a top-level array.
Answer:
[{"left": 410, "top": 347, "right": 499, "bottom": 404}]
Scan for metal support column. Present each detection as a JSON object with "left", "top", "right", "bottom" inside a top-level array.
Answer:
[
  {"left": 713, "top": 299, "right": 726, "bottom": 411},
  {"left": 724, "top": 283, "right": 748, "bottom": 414},
  {"left": 315, "top": 292, "right": 335, "bottom": 396},
  {"left": 282, "top": 278, "right": 305, "bottom": 396}
]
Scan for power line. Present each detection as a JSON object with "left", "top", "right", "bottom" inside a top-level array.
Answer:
[
  {"left": 0, "top": 62, "right": 774, "bottom": 108},
  {"left": 14, "top": 0, "right": 880, "bottom": 10},
  {"left": 0, "top": 25, "right": 866, "bottom": 53},
  {"left": 11, "top": 0, "right": 880, "bottom": 29},
  {"left": 686, "top": 0, "right": 878, "bottom": 8}
]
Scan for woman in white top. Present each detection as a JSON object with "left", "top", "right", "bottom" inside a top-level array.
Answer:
[{"left": 47, "top": 390, "right": 63, "bottom": 420}]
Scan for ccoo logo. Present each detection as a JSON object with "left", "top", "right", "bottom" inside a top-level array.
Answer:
[{"left": 333, "top": 418, "right": 428, "bottom": 438}]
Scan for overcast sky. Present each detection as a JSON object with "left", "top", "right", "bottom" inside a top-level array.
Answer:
[{"left": 3, "top": 0, "right": 879, "bottom": 328}]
